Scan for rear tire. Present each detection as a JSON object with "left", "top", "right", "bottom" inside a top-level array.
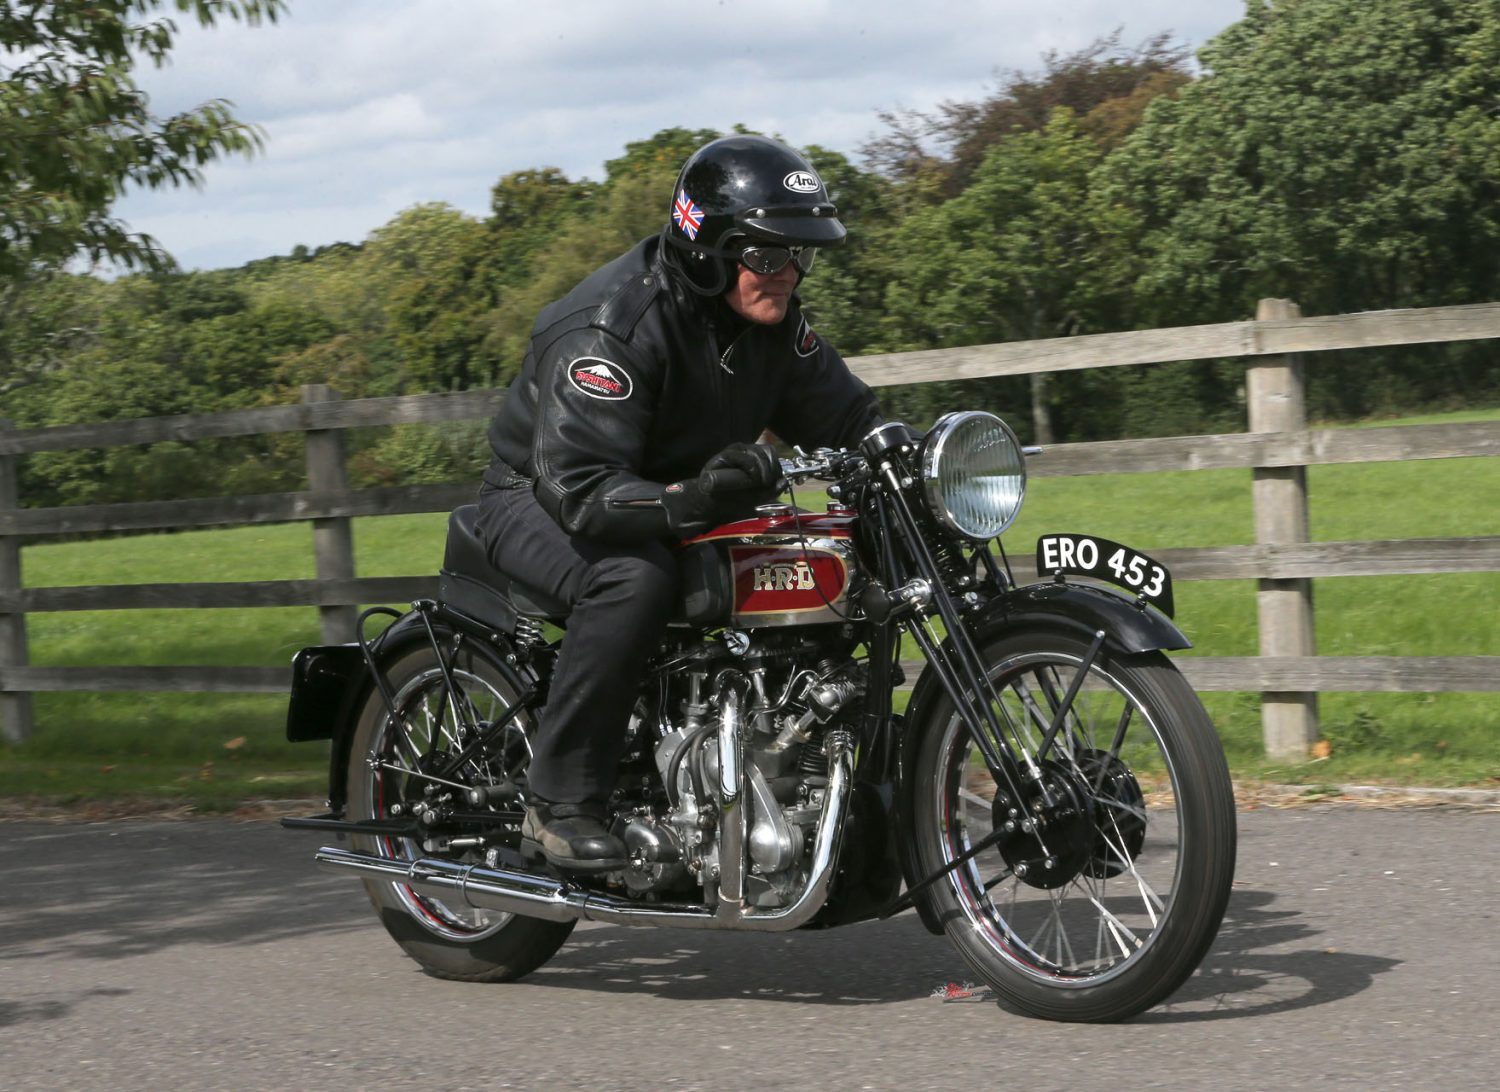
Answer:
[
  {"left": 346, "top": 642, "right": 573, "bottom": 982},
  {"left": 912, "top": 631, "right": 1236, "bottom": 1022}
]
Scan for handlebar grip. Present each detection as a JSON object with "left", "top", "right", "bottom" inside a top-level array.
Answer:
[{"left": 699, "top": 467, "right": 760, "bottom": 495}]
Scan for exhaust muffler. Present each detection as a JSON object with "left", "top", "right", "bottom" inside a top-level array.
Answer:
[{"left": 314, "top": 732, "right": 852, "bottom": 932}]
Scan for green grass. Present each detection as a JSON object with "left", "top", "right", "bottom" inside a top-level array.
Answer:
[
  {"left": 1006, "top": 407, "right": 1500, "bottom": 787},
  {"left": 3, "top": 410, "right": 1497, "bottom": 806}
]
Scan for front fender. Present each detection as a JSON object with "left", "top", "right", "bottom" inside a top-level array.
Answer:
[
  {"left": 892, "top": 579, "right": 1190, "bottom": 935},
  {"left": 987, "top": 579, "right": 1190, "bottom": 654}
]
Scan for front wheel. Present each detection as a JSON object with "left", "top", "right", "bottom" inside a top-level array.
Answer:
[
  {"left": 346, "top": 641, "right": 574, "bottom": 981},
  {"left": 912, "top": 631, "right": 1236, "bottom": 1022}
]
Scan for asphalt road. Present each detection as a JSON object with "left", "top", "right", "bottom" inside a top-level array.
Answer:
[{"left": 1, "top": 806, "right": 1495, "bottom": 1091}]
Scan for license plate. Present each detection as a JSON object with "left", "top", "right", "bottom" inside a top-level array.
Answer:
[{"left": 1035, "top": 534, "right": 1175, "bottom": 617}]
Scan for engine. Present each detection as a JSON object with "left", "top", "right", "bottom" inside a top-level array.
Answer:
[{"left": 614, "top": 630, "right": 865, "bottom": 908}]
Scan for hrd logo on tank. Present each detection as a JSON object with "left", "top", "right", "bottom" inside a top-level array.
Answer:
[
  {"left": 567, "top": 357, "right": 633, "bottom": 401},
  {"left": 753, "top": 560, "right": 817, "bottom": 592}
]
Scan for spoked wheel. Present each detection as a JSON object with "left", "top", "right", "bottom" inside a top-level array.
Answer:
[
  {"left": 913, "top": 631, "right": 1236, "bottom": 1022},
  {"left": 345, "top": 643, "right": 573, "bottom": 981}
]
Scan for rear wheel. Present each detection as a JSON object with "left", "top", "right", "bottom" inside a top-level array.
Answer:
[
  {"left": 912, "top": 631, "right": 1236, "bottom": 1022},
  {"left": 346, "top": 641, "right": 573, "bottom": 981}
]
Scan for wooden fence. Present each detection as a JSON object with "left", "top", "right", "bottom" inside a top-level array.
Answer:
[{"left": 1, "top": 298, "right": 1497, "bottom": 757}]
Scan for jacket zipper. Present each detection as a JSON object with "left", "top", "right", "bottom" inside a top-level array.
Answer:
[{"left": 718, "top": 327, "right": 749, "bottom": 375}]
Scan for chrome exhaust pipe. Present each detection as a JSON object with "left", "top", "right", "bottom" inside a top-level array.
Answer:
[
  {"left": 714, "top": 670, "right": 751, "bottom": 914},
  {"left": 314, "top": 733, "right": 854, "bottom": 933}
]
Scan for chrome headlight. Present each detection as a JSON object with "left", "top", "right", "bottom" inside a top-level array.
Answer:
[{"left": 920, "top": 411, "right": 1027, "bottom": 541}]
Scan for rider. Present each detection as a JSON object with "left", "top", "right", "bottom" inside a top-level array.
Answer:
[{"left": 476, "top": 134, "right": 883, "bottom": 872}]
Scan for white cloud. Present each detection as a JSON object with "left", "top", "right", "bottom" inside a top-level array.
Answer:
[{"left": 110, "top": 0, "right": 1248, "bottom": 270}]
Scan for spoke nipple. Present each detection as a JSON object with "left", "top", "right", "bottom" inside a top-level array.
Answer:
[{"left": 1044, "top": 857, "right": 1057, "bottom": 870}]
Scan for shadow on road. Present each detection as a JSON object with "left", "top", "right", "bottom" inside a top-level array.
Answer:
[
  {"left": 1140, "top": 887, "right": 1399, "bottom": 1022},
  {"left": 0, "top": 824, "right": 366, "bottom": 962},
  {"left": 0, "top": 987, "right": 132, "bottom": 1030},
  {"left": 0, "top": 821, "right": 1399, "bottom": 1022},
  {"left": 521, "top": 886, "right": 1397, "bottom": 1017},
  {"left": 530, "top": 913, "right": 959, "bottom": 1005}
]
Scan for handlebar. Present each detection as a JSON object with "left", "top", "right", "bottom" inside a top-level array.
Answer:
[{"left": 779, "top": 446, "right": 860, "bottom": 486}]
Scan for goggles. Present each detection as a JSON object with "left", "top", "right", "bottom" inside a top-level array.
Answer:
[{"left": 736, "top": 244, "right": 817, "bottom": 276}]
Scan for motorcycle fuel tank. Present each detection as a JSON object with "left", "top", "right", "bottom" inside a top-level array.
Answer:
[{"left": 678, "top": 506, "right": 858, "bottom": 628}]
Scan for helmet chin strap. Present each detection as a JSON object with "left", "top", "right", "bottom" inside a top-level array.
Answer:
[{"left": 660, "top": 227, "right": 733, "bottom": 297}]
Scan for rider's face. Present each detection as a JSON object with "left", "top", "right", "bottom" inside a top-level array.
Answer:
[{"left": 723, "top": 260, "right": 799, "bottom": 325}]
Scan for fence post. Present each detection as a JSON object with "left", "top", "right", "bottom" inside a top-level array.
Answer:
[
  {"left": 303, "top": 385, "right": 359, "bottom": 644},
  {"left": 1247, "top": 299, "right": 1319, "bottom": 758},
  {"left": 0, "top": 420, "right": 35, "bottom": 743}
]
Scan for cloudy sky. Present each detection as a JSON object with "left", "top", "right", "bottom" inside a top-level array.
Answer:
[{"left": 113, "top": 0, "right": 1250, "bottom": 271}]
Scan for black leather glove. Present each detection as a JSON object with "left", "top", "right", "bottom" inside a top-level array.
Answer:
[
  {"left": 699, "top": 442, "right": 781, "bottom": 494},
  {"left": 661, "top": 442, "right": 782, "bottom": 533}
]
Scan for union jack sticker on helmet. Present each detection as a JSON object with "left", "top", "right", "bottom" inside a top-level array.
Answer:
[{"left": 672, "top": 189, "right": 705, "bottom": 241}]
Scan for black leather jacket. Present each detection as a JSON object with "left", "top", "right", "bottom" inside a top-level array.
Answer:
[{"left": 483, "top": 234, "right": 882, "bottom": 544}]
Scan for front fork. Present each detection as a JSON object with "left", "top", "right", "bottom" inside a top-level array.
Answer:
[{"left": 868, "top": 461, "right": 1076, "bottom": 818}]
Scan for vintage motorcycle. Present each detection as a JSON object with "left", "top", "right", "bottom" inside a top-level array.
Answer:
[{"left": 283, "top": 412, "right": 1236, "bottom": 1023}]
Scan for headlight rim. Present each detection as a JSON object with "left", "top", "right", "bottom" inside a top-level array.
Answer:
[{"left": 919, "top": 410, "right": 1027, "bottom": 542}]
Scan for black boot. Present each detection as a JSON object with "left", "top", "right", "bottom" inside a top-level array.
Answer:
[{"left": 521, "top": 801, "right": 627, "bottom": 874}]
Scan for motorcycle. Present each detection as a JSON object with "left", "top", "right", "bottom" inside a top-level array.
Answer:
[{"left": 283, "top": 412, "right": 1236, "bottom": 1022}]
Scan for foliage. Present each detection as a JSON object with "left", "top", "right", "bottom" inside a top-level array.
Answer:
[
  {"left": 5, "top": 7, "right": 1500, "bottom": 503},
  {"left": 863, "top": 31, "right": 1192, "bottom": 192},
  {"left": 1103, "top": 0, "right": 1500, "bottom": 323},
  {"left": 0, "top": 0, "right": 283, "bottom": 278},
  {"left": 1, "top": 0, "right": 283, "bottom": 405}
]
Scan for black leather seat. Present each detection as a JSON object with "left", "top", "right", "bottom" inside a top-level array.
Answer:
[{"left": 438, "top": 505, "right": 569, "bottom": 631}]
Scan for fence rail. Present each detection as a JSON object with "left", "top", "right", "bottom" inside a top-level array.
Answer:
[{"left": 1, "top": 298, "right": 1497, "bottom": 753}]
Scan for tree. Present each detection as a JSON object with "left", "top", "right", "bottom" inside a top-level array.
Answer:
[
  {"left": 864, "top": 31, "right": 1192, "bottom": 193},
  {"left": 878, "top": 111, "right": 1110, "bottom": 441},
  {"left": 1, "top": 0, "right": 282, "bottom": 400},
  {"left": 485, "top": 167, "right": 593, "bottom": 291},
  {"left": 365, "top": 202, "right": 491, "bottom": 392},
  {"left": 1, "top": 0, "right": 283, "bottom": 277},
  {"left": 1096, "top": 0, "right": 1500, "bottom": 418},
  {"left": 1104, "top": 0, "right": 1500, "bottom": 324}
]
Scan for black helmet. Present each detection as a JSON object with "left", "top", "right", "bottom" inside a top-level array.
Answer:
[{"left": 663, "top": 134, "right": 845, "bottom": 295}]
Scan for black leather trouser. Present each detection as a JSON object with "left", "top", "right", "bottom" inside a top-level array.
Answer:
[{"left": 474, "top": 484, "right": 679, "bottom": 806}]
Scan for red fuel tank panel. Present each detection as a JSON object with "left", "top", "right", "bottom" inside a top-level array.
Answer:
[
  {"left": 729, "top": 543, "right": 849, "bottom": 621},
  {"left": 680, "top": 508, "right": 859, "bottom": 628}
]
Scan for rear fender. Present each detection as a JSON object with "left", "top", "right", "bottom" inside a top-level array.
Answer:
[
  {"left": 892, "top": 579, "right": 1191, "bottom": 934},
  {"left": 286, "top": 609, "right": 467, "bottom": 815}
]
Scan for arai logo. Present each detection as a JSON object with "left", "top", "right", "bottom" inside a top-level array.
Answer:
[{"left": 783, "top": 170, "right": 820, "bottom": 194}]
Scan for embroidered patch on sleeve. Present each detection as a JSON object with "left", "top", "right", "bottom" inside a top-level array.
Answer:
[
  {"left": 566, "top": 357, "right": 634, "bottom": 401},
  {"left": 794, "top": 316, "right": 819, "bottom": 358}
]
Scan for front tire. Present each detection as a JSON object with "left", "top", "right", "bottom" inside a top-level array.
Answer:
[
  {"left": 912, "top": 631, "right": 1236, "bottom": 1022},
  {"left": 346, "top": 641, "right": 574, "bottom": 981}
]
